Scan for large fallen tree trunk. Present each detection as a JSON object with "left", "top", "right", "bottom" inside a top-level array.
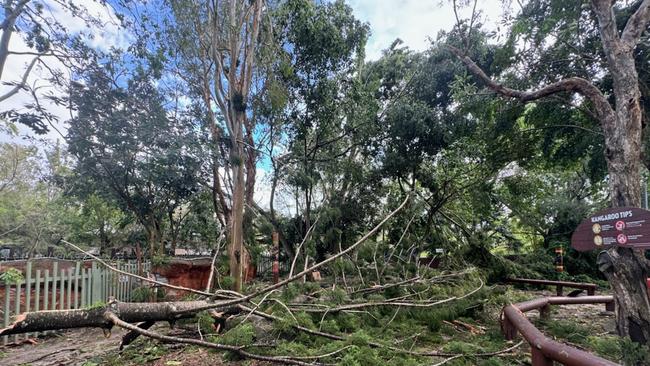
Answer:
[{"left": 0, "top": 300, "right": 234, "bottom": 336}]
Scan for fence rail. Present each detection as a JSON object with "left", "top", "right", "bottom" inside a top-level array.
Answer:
[
  {"left": 505, "top": 277, "right": 598, "bottom": 296},
  {"left": 1, "top": 260, "right": 150, "bottom": 345}
]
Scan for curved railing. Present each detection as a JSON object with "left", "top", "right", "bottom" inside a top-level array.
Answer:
[{"left": 500, "top": 295, "right": 618, "bottom": 366}]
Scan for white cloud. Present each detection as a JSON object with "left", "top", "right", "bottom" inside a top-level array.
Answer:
[
  {"left": 347, "top": 0, "right": 507, "bottom": 60},
  {"left": 0, "top": 0, "right": 132, "bottom": 145}
]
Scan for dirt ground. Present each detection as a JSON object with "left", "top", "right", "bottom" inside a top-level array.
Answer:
[
  {"left": 0, "top": 290, "right": 617, "bottom": 366},
  {"left": 0, "top": 328, "right": 129, "bottom": 366}
]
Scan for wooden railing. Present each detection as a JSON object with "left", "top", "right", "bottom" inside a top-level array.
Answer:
[
  {"left": 505, "top": 277, "right": 598, "bottom": 296},
  {"left": 501, "top": 293, "right": 618, "bottom": 365}
]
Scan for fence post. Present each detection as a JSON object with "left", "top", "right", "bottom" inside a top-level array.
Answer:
[
  {"left": 59, "top": 267, "right": 65, "bottom": 310},
  {"left": 43, "top": 269, "right": 49, "bottom": 335},
  {"left": 80, "top": 268, "right": 86, "bottom": 308},
  {"left": 13, "top": 278, "right": 21, "bottom": 343},
  {"left": 24, "top": 261, "right": 32, "bottom": 339},
  {"left": 3, "top": 279, "right": 10, "bottom": 345},
  {"left": 51, "top": 262, "right": 58, "bottom": 310},
  {"left": 66, "top": 267, "right": 73, "bottom": 309},
  {"left": 91, "top": 262, "right": 102, "bottom": 304},
  {"left": 74, "top": 262, "right": 80, "bottom": 309},
  {"left": 34, "top": 269, "right": 41, "bottom": 338}
]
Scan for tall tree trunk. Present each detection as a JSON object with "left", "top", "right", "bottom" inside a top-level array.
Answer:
[
  {"left": 591, "top": 0, "right": 650, "bottom": 343},
  {"left": 229, "top": 111, "right": 247, "bottom": 292}
]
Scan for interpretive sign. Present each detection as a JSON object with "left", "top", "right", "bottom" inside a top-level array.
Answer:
[{"left": 571, "top": 207, "right": 650, "bottom": 251}]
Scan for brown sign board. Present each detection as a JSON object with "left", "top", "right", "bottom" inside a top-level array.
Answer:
[{"left": 571, "top": 207, "right": 650, "bottom": 251}]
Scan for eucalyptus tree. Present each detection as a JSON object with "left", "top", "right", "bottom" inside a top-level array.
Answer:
[
  {"left": 449, "top": 0, "right": 650, "bottom": 341},
  {"left": 163, "top": 0, "right": 266, "bottom": 291}
]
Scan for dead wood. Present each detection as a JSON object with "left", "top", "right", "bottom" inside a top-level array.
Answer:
[
  {"left": 120, "top": 321, "right": 155, "bottom": 349},
  {"left": 0, "top": 300, "right": 238, "bottom": 336},
  {"left": 105, "top": 312, "right": 325, "bottom": 366}
]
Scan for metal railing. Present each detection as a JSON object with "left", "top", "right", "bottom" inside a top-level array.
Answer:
[{"left": 500, "top": 295, "right": 617, "bottom": 366}]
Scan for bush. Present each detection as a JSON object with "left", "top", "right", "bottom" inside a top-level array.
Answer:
[
  {"left": 0, "top": 268, "right": 23, "bottom": 284},
  {"left": 219, "top": 276, "right": 235, "bottom": 291}
]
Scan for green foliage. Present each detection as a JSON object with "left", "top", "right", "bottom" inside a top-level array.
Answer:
[
  {"left": 216, "top": 324, "right": 255, "bottom": 346},
  {"left": 541, "top": 319, "right": 590, "bottom": 344},
  {"left": 339, "top": 346, "right": 381, "bottom": 366},
  {"left": 130, "top": 287, "right": 165, "bottom": 302},
  {"left": 0, "top": 268, "right": 23, "bottom": 284},
  {"left": 619, "top": 337, "right": 650, "bottom": 366},
  {"left": 151, "top": 254, "right": 170, "bottom": 267},
  {"left": 85, "top": 301, "right": 106, "bottom": 309},
  {"left": 219, "top": 276, "right": 235, "bottom": 291}
]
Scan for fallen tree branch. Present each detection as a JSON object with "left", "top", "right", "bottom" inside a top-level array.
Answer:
[
  {"left": 289, "top": 278, "right": 484, "bottom": 313},
  {"left": 0, "top": 300, "right": 231, "bottom": 336},
  {"left": 61, "top": 239, "right": 240, "bottom": 299},
  {"left": 105, "top": 312, "right": 324, "bottom": 366}
]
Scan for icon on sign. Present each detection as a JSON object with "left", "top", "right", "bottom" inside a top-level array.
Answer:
[
  {"left": 616, "top": 220, "right": 626, "bottom": 231},
  {"left": 594, "top": 235, "right": 603, "bottom": 246},
  {"left": 592, "top": 224, "right": 602, "bottom": 234},
  {"left": 617, "top": 234, "right": 628, "bottom": 245}
]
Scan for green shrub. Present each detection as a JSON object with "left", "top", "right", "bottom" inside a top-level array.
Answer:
[
  {"left": 217, "top": 323, "right": 255, "bottom": 346},
  {"left": 620, "top": 337, "right": 650, "bottom": 366},
  {"left": 219, "top": 276, "right": 235, "bottom": 291},
  {"left": 0, "top": 268, "right": 23, "bottom": 284}
]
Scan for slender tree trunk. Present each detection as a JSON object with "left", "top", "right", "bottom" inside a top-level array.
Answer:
[{"left": 229, "top": 112, "right": 247, "bottom": 292}]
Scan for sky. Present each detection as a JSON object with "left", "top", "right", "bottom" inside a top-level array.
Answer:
[
  {"left": 349, "top": 0, "right": 507, "bottom": 60},
  {"left": 0, "top": 0, "right": 509, "bottom": 212}
]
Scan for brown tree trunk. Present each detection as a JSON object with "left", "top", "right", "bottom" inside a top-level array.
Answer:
[
  {"left": 590, "top": 0, "right": 650, "bottom": 343},
  {"left": 229, "top": 111, "right": 247, "bottom": 292},
  {"left": 449, "top": 0, "right": 650, "bottom": 342},
  {"left": 0, "top": 300, "right": 232, "bottom": 336}
]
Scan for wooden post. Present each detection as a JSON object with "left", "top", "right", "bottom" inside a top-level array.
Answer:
[
  {"left": 272, "top": 232, "right": 280, "bottom": 284},
  {"left": 80, "top": 269, "right": 86, "bottom": 308},
  {"left": 74, "top": 262, "right": 80, "bottom": 309},
  {"left": 3, "top": 280, "right": 10, "bottom": 345},
  {"left": 51, "top": 262, "right": 58, "bottom": 311},
  {"left": 14, "top": 279, "right": 21, "bottom": 343},
  {"left": 540, "top": 304, "right": 551, "bottom": 321},
  {"left": 34, "top": 269, "right": 41, "bottom": 338},
  {"left": 43, "top": 269, "right": 49, "bottom": 335},
  {"left": 59, "top": 267, "right": 65, "bottom": 310},
  {"left": 531, "top": 347, "right": 553, "bottom": 366},
  {"left": 91, "top": 262, "right": 101, "bottom": 304},
  {"left": 24, "top": 261, "right": 31, "bottom": 339},
  {"left": 67, "top": 268, "right": 73, "bottom": 309}
]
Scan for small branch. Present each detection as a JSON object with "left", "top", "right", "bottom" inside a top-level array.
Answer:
[
  {"left": 106, "top": 312, "right": 321, "bottom": 366},
  {"left": 61, "top": 240, "right": 237, "bottom": 299},
  {"left": 289, "top": 215, "right": 320, "bottom": 278},
  {"left": 621, "top": 0, "right": 650, "bottom": 47}
]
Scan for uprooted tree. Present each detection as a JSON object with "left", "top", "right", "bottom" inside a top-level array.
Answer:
[{"left": 449, "top": 0, "right": 650, "bottom": 342}]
